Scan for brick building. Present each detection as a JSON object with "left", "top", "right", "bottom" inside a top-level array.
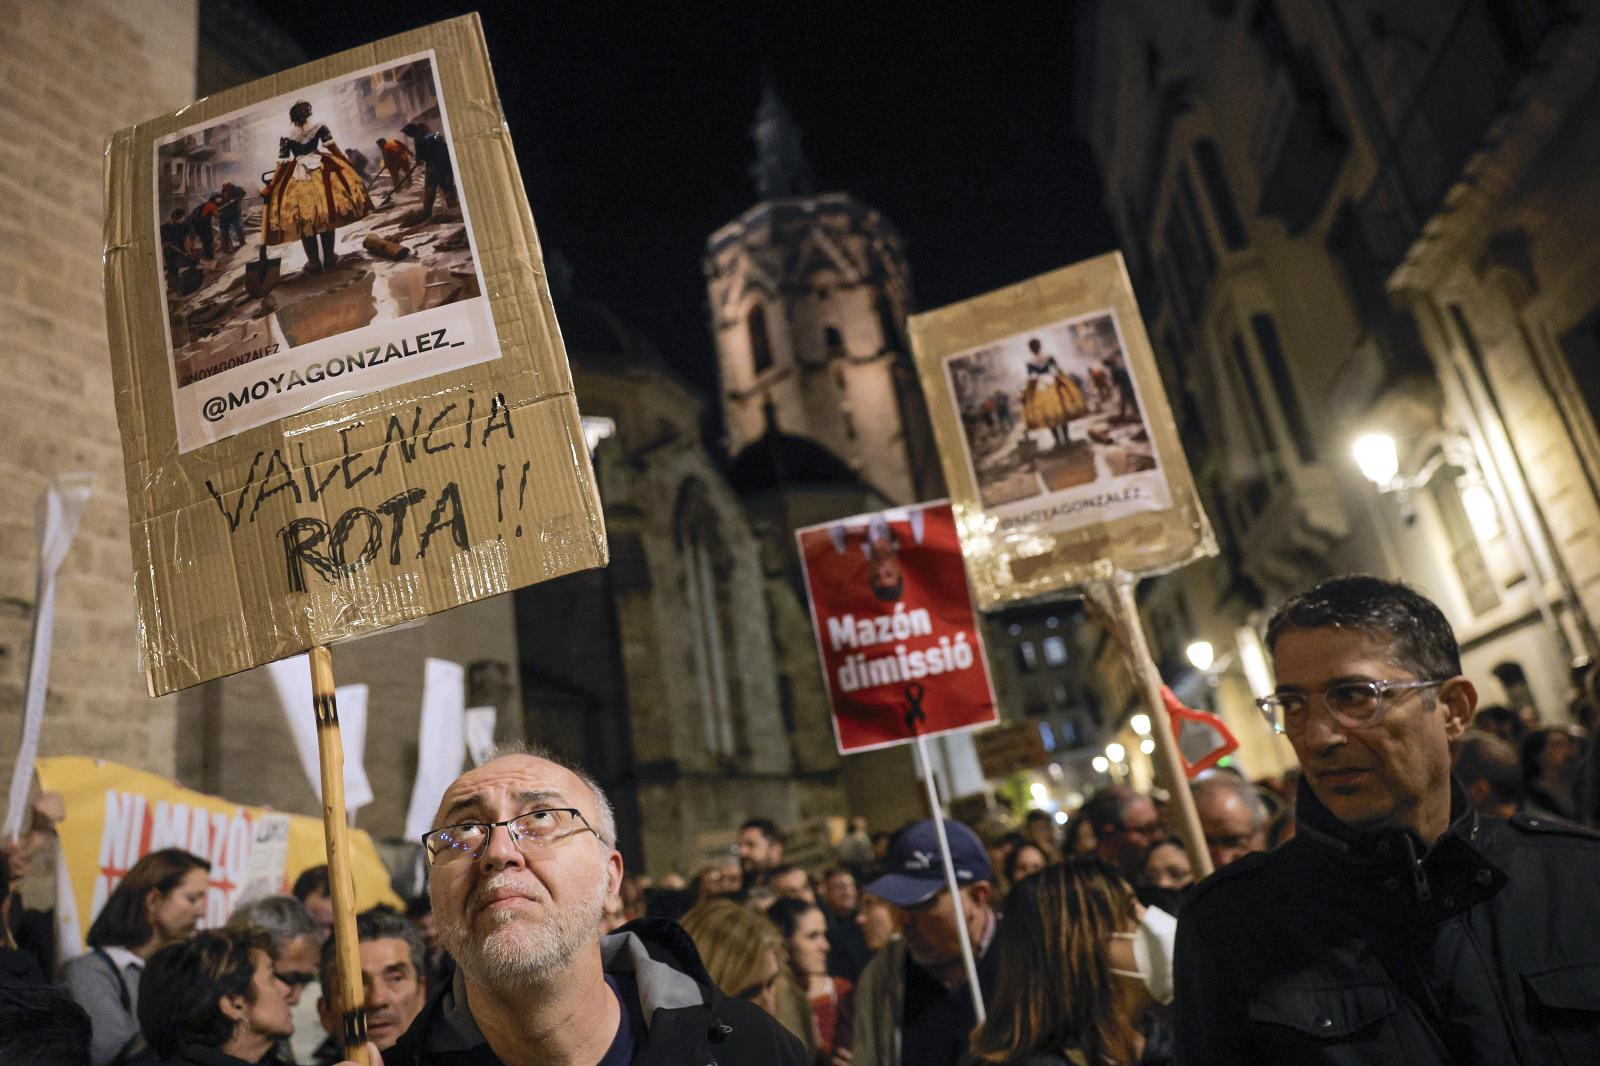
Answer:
[{"left": 0, "top": 1, "right": 200, "bottom": 784}]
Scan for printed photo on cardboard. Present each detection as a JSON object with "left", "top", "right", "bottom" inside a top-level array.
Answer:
[
  {"left": 941, "top": 308, "right": 1172, "bottom": 530},
  {"left": 154, "top": 51, "right": 500, "bottom": 451}
]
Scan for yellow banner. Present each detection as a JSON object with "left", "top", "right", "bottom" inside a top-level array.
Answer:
[{"left": 37, "top": 756, "right": 401, "bottom": 946}]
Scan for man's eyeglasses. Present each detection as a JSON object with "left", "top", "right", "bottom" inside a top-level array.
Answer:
[
  {"left": 421, "top": 808, "right": 600, "bottom": 867},
  {"left": 1257, "top": 678, "right": 1449, "bottom": 736},
  {"left": 274, "top": 970, "right": 317, "bottom": 990},
  {"left": 1111, "top": 821, "right": 1163, "bottom": 839}
]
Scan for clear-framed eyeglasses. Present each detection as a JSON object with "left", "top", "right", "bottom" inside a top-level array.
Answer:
[
  {"left": 1256, "top": 678, "right": 1449, "bottom": 736},
  {"left": 421, "top": 808, "right": 600, "bottom": 867}
]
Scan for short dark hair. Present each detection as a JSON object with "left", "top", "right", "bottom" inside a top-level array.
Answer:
[
  {"left": 400, "top": 122, "right": 429, "bottom": 136},
  {"left": 0, "top": 984, "right": 92, "bottom": 1066},
  {"left": 404, "top": 894, "right": 432, "bottom": 920},
  {"left": 1265, "top": 575, "right": 1461, "bottom": 680},
  {"left": 292, "top": 865, "right": 330, "bottom": 902},
  {"left": 289, "top": 100, "right": 312, "bottom": 124},
  {"left": 739, "top": 818, "right": 783, "bottom": 845},
  {"left": 139, "top": 927, "right": 273, "bottom": 1056},
  {"left": 1081, "top": 785, "right": 1144, "bottom": 834},
  {"left": 319, "top": 908, "right": 427, "bottom": 992},
  {"left": 767, "top": 863, "right": 804, "bottom": 883},
  {"left": 765, "top": 895, "right": 820, "bottom": 939},
  {"left": 87, "top": 849, "right": 210, "bottom": 951}
]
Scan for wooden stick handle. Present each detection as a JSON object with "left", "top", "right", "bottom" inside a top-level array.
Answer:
[
  {"left": 310, "top": 645, "right": 368, "bottom": 1065},
  {"left": 1092, "top": 576, "right": 1215, "bottom": 881}
]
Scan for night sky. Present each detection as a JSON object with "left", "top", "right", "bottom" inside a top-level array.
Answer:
[{"left": 252, "top": 1, "right": 1118, "bottom": 392}]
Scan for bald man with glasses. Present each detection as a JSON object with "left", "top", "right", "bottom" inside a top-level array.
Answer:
[
  {"left": 1174, "top": 576, "right": 1600, "bottom": 1065},
  {"left": 354, "top": 746, "right": 802, "bottom": 1066}
]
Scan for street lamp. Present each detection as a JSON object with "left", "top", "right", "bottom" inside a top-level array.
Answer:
[
  {"left": 1185, "top": 641, "right": 1215, "bottom": 672},
  {"left": 1091, "top": 755, "right": 1110, "bottom": 773},
  {"left": 1139, "top": 737, "right": 1156, "bottom": 755},
  {"left": 1130, "top": 713, "right": 1151, "bottom": 736},
  {"left": 1106, "top": 742, "right": 1126, "bottom": 764},
  {"left": 1351, "top": 432, "right": 1400, "bottom": 488}
]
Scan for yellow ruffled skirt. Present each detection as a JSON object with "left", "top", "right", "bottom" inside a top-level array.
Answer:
[
  {"left": 261, "top": 148, "right": 373, "bottom": 245},
  {"left": 1022, "top": 373, "right": 1087, "bottom": 428}
]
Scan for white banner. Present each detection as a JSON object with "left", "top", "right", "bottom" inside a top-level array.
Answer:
[
  {"left": 405, "top": 658, "right": 466, "bottom": 840},
  {"left": 3, "top": 473, "right": 93, "bottom": 842},
  {"left": 265, "top": 656, "right": 373, "bottom": 816}
]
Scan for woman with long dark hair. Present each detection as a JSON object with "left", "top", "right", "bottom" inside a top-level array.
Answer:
[
  {"left": 138, "top": 927, "right": 296, "bottom": 1065},
  {"left": 62, "top": 848, "right": 210, "bottom": 1066},
  {"left": 261, "top": 99, "right": 372, "bottom": 275},
  {"left": 967, "top": 861, "right": 1168, "bottom": 1066},
  {"left": 768, "top": 897, "right": 854, "bottom": 1065}
]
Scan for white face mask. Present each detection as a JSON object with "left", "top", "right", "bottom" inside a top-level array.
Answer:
[{"left": 1110, "top": 905, "right": 1177, "bottom": 1005}]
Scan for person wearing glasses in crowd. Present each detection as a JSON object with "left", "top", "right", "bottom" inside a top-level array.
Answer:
[
  {"left": 1081, "top": 787, "right": 1164, "bottom": 882},
  {"left": 1188, "top": 772, "right": 1268, "bottom": 873},
  {"left": 224, "top": 896, "right": 323, "bottom": 1064},
  {"left": 1174, "top": 576, "right": 1600, "bottom": 1065},
  {"left": 363, "top": 745, "right": 802, "bottom": 1065}
]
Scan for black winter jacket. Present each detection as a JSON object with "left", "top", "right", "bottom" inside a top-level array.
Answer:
[
  {"left": 1174, "top": 780, "right": 1600, "bottom": 1065},
  {"left": 384, "top": 918, "right": 805, "bottom": 1066}
]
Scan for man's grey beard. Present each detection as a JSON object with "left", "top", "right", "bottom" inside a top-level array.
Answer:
[{"left": 437, "top": 866, "right": 612, "bottom": 990}]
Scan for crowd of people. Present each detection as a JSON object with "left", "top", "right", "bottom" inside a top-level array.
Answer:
[{"left": 5, "top": 575, "right": 1600, "bottom": 1064}]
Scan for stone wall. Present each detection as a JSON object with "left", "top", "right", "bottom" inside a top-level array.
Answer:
[{"left": 0, "top": 0, "right": 198, "bottom": 782}]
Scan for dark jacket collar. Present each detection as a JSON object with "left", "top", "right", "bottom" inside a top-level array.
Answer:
[
  {"left": 165, "top": 1044, "right": 261, "bottom": 1066},
  {"left": 1293, "top": 776, "right": 1505, "bottom": 910}
]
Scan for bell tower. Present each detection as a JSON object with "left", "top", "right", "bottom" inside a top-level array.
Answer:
[{"left": 705, "top": 83, "right": 939, "bottom": 505}]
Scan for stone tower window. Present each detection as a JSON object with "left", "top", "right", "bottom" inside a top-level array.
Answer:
[
  {"left": 748, "top": 304, "right": 773, "bottom": 375},
  {"left": 824, "top": 325, "right": 845, "bottom": 357}
]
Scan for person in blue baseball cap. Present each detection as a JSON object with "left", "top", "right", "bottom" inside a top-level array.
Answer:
[{"left": 851, "top": 819, "right": 1001, "bottom": 1066}]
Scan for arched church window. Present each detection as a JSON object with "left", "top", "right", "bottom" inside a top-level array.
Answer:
[
  {"left": 748, "top": 304, "right": 774, "bottom": 375},
  {"left": 675, "top": 482, "right": 740, "bottom": 757}
]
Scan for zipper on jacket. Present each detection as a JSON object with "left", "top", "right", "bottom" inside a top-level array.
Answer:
[{"left": 1402, "top": 834, "right": 1431, "bottom": 902}]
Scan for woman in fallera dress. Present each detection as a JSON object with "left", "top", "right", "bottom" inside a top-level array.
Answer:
[
  {"left": 1019, "top": 336, "right": 1086, "bottom": 447},
  {"left": 261, "top": 100, "right": 372, "bottom": 275}
]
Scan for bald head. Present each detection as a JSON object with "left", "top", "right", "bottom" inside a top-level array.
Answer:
[{"left": 433, "top": 749, "right": 616, "bottom": 849}]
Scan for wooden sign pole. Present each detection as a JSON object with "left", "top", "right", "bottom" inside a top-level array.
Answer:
[
  {"left": 1088, "top": 574, "right": 1215, "bottom": 881},
  {"left": 309, "top": 645, "right": 368, "bottom": 1065}
]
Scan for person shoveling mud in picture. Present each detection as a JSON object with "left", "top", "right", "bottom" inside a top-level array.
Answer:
[
  {"left": 1019, "top": 336, "right": 1086, "bottom": 449},
  {"left": 401, "top": 121, "right": 459, "bottom": 221},
  {"left": 261, "top": 99, "right": 372, "bottom": 276}
]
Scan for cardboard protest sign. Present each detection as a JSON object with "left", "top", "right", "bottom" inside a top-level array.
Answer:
[
  {"left": 36, "top": 756, "right": 401, "bottom": 947},
  {"left": 797, "top": 501, "right": 998, "bottom": 754},
  {"left": 908, "top": 254, "right": 1214, "bottom": 608},
  {"left": 973, "top": 720, "right": 1048, "bottom": 780},
  {"left": 103, "top": 15, "right": 606, "bottom": 695}
]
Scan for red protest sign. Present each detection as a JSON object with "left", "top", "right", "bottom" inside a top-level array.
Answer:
[{"left": 797, "top": 502, "right": 998, "bottom": 754}]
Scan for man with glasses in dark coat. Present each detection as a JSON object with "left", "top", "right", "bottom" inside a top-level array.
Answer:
[
  {"left": 1174, "top": 575, "right": 1600, "bottom": 1064},
  {"left": 343, "top": 746, "right": 803, "bottom": 1066}
]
